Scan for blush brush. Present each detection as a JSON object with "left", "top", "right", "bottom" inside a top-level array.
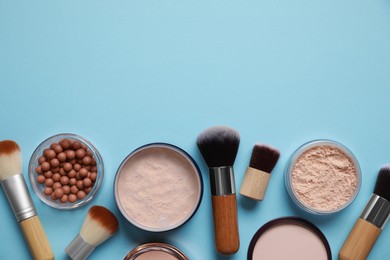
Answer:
[
  {"left": 339, "top": 165, "right": 390, "bottom": 260},
  {"left": 240, "top": 144, "right": 280, "bottom": 201},
  {"left": 0, "top": 140, "right": 54, "bottom": 260},
  {"left": 196, "top": 126, "right": 240, "bottom": 255},
  {"left": 65, "top": 205, "right": 119, "bottom": 260}
]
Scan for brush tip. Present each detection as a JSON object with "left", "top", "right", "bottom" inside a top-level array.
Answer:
[
  {"left": 249, "top": 144, "right": 280, "bottom": 173},
  {"left": 0, "top": 140, "right": 20, "bottom": 155},
  {"left": 196, "top": 126, "right": 240, "bottom": 167},
  {"left": 88, "top": 206, "right": 119, "bottom": 234},
  {"left": 0, "top": 140, "right": 22, "bottom": 180},
  {"left": 374, "top": 165, "right": 390, "bottom": 201},
  {"left": 80, "top": 205, "right": 119, "bottom": 247}
]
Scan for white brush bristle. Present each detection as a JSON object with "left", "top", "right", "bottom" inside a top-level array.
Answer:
[
  {"left": 0, "top": 144, "right": 22, "bottom": 181},
  {"left": 80, "top": 215, "right": 114, "bottom": 246}
]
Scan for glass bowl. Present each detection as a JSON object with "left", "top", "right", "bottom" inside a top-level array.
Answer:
[
  {"left": 29, "top": 133, "right": 104, "bottom": 210},
  {"left": 285, "top": 139, "right": 361, "bottom": 215}
]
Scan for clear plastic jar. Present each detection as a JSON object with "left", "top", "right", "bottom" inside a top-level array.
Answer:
[
  {"left": 29, "top": 133, "right": 103, "bottom": 210},
  {"left": 285, "top": 139, "right": 361, "bottom": 215}
]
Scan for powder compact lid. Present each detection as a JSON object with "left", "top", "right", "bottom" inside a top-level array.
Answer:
[
  {"left": 114, "top": 143, "right": 203, "bottom": 232},
  {"left": 248, "top": 217, "right": 331, "bottom": 260},
  {"left": 124, "top": 242, "right": 189, "bottom": 260},
  {"left": 285, "top": 139, "right": 361, "bottom": 214}
]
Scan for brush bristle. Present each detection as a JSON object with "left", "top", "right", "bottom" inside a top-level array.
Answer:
[
  {"left": 374, "top": 165, "right": 390, "bottom": 201},
  {"left": 0, "top": 140, "right": 22, "bottom": 181},
  {"left": 196, "top": 126, "right": 240, "bottom": 167},
  {"left": 80, "top": 206, "right": 119, "bottom": 246},
  {"left": 249, "top": 144, "right": 280, "bottom": 173}
]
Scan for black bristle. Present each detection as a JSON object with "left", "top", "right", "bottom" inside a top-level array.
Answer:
[
  {"left": 196, "top": 126, "right": 240, "bottom": 167},
  {"left": 374, "top": 165, "right": 390, "bottom": 201},
  {"left": 249, "top": 144, "right": 280, "bottom": 173}
]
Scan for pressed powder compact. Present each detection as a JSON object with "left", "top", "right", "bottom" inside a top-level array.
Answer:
[
  {"left": 124, "top": 243, "right": 189, "bottom": 260},
  {"left": 285, "top": 140, "right": 361, "bottom": 214},
  {"left": 248, "top": 217, "right": 331, "bottom": 260},
  {"left": 114, "top": 143, "right": 203, "bottom": 232}
]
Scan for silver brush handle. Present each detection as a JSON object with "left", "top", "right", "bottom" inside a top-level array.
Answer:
[
  {"left": 1, "top": 174, "right": 37, "bottom": 222},
  {"left": 360, "top": 194, "right": 390, "bottom": 229},
  {"left": 209, "top": 166, "right": 236, "bottom": 196},
  {"left": 65, "top": 234, "right": 95, "bottom": 260}
]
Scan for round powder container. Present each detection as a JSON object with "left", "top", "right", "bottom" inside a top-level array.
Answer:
[
  {"left": 285, "top": 139, "right": 361, "bottom": 215},
  {"left": 29, "top": 133, "right": 104, "bottom": 210},
  {"left": 124, "top": 242, "right": 189, "bottom": 260},
  {"left": 114, "top": 143, "right": 203, "bottom": 232},
  {"left": 248, "top": 217, "right": 331, "bottom": 260}
]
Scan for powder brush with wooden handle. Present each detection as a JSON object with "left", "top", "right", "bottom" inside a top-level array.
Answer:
[
  {"left": 197, "top": 126, "right": 240, "bottom": 255},
  {"left": 339, "top": 165, "right": 390, "bottom": 260},
  {"left": 0, "top": 140, "right": 54, "bottom": 260}
]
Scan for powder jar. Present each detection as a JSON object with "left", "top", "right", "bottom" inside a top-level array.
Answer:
[
  {"left": 285, "top": 139, "right": 361, "bottom": 215},
  {"left": 114, "top": 143, "right": 203, "bottom": 232},
  {"left": 124, "top": 243, "right": 189, "bottom": 260},
  {"left": 248, "top": 217, "right": 331, "bottom": 260}
]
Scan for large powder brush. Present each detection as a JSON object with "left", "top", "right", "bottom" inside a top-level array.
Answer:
[
  {"left": 65, "top": 205, "right": 119, "bottom": 260},
  {"left": 240, "top": 144, "right": 280, "bottom": 201},
  {"left": 197, "top": 126, "right": 240, "bottom": 255},
  {"left": 339, "top": 165, "right": 390, "bottom": 260},
  {"left": 0, "top": 140, "right": 54, "bottom": 260}
]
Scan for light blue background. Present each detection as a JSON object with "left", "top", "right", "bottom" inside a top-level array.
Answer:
[{"left": 1, "top": 0, "right": 390, "bottom": 259}]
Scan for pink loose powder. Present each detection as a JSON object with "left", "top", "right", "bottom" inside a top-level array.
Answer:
[
  {"left": 135, "top": 251, "right": 177, "bottom": 260},
  {"left": 116, "top": 145, "right": 201, "bottom": 231},
  {"left": 252, "top": 223, "right": 328, "bottom": 260},
  {"left": 291, "top": 145, "right": 358, "bottom": 212}
]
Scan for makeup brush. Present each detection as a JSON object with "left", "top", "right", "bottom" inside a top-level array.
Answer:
[
  {"left": 339, "top": 165, "right": 390, "bottom": 260},
  {"left": 239, "top": 144, "right": 280, "bottom": 201},
  {"left": 0, "top": 140, "right": 54, "bottom": 260},
  {"left": 65, "top": 205, "right": 119, "bottom": 260},
  {"left": 196, "top": 126, "right": 240, "bottom": 255}
]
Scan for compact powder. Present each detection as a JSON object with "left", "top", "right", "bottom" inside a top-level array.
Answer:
[
  {"left": 248, "top": 218, "right": 331, "bottom": 260},
  {"left": 115, "top": 143, "right": 202, "bottom": 231}
]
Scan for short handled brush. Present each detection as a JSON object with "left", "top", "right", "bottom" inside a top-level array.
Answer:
[
  {"left": 65, "top": 205, "right": 119, "bottom": 260},
  {"left": 240, "top": 144, "right": 280, "bottom": 201}
]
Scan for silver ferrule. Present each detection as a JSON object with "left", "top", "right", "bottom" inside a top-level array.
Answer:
[
  {"left": 1, "top": 174, "right": 37, "bottom": 222},
  {"left": 360, "top": 194, "right": 390, "bottom": 229},
  {"left": 65, "top": 234, "right": 96, "bottom": 260},
  {"left": 209, "top": 166, "right": 236, "bottom": 196}
]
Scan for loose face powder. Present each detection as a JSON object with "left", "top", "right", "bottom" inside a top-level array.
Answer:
[
  {"left": 286, "top": 140, "right": 361, "bottom": 214},
  {"left": 248, "top": 218, "right": 331, "bottom": 260},
  {"left": 115, "top": 143, "right": 202, "bottom": 232},
  {"left": 124, "top": 243, "right": 189, "bottom": 260},
  {"left": 135, "top": 251, "right": 177, "bottom": 260}
]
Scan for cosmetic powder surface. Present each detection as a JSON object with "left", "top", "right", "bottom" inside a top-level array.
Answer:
[
  {"left": 116, "top": 146, "right": 201, "bottom": 230},
  {"left": 135, "top": 251, "right": 177, "bottom": 260},
  {"left": 252, "top": 223, "right": 328, "bottom": 260},
  {"left": 291, "top": 145, "right": 358, "bottom": 211}
]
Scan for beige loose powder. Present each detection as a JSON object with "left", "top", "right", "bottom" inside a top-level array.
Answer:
[
  {"left": 116, "top": 145, "right": 201, "bottom": 231},
  {"left": 291, "top": 145, "right": 358, "bottom": 212}
]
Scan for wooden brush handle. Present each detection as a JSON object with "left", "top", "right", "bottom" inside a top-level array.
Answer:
[
  {"left": 211, "top": 194, "right": 239, "bottom": 255},
  {"left": 19, "top": 216, "right": 54, "bottom": 260},
  {"left": 339, "top": 218, "right": 381, "bottom": 260}
]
